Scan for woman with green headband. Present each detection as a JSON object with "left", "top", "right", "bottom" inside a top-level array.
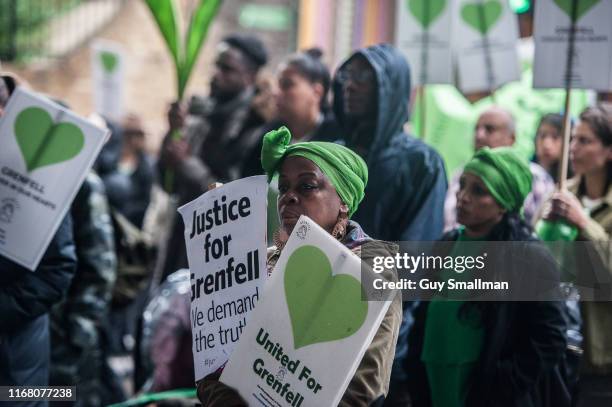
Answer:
[
  {"left": 197, "top": 127, "right": 402, "bottom": 406},
  {"left": 406, "top": 147, "right": 568, "bottom": 407}
]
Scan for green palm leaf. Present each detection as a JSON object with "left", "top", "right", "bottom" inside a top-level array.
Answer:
[
  {"left": 179, "top": 0, "right": 222, "bottom": 98},
  {"left": 144, "top": 0, "right": 181, "bottom": 68},
  {"left": 144, "top": 0, "right": 222, "bottom": 99}
]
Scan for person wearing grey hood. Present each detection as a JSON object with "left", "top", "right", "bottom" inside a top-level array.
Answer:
[{"left": 333, "top": 44, "right": 448, "bottom": 404}]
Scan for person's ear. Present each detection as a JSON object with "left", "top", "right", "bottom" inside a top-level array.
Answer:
[
  {"left": 605, "top": 146, "right": 612, "bottom": 162},
  {"left": 312, "top": 82, "right": 324, "bottom": 103}
]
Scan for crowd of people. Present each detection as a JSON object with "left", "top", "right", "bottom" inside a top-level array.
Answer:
[{"left": 1, "top": 29, "right": 612, "bottom": 407}]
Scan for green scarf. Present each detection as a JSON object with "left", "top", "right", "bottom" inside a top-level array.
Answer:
[
  {"left": 464, "top": 147, "right": 532, "bottom": 213},
  {"left": 261, "top": 126, "right": 368, "bottom": 217}
]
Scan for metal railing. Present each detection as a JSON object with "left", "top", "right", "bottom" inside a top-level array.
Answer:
[{"left": 0, "top": 0, "right": 125, "bottom": 62}]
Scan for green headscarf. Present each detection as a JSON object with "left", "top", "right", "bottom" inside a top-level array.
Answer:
[
  {"left": 464, "top": 147, "right": 532, "bottom": 213},
  {"left": 261, "top": 126, "right": 368, "bottom": 217}
]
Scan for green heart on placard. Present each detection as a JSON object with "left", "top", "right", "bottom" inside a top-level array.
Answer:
[
  {"left": 408, "top": 0, "right": 447, "bottom": 29},
  {"left": 553, "top": 0, "right": 600, "bottom": 22},
  {"left": 100, "top": 51, "right": 118, "bottom": 74},
  {"left": 461, "top": 0, "right": 503, "bottom": 35},
  {"left": 284, "top": 245, "right": 368, "bottom": 350},
  {"left": 14, "top": 107, "right": 85, "bottom": 172}
]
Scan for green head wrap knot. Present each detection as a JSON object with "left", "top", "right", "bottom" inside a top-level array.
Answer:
[
  {"left": 261, "top": 126, "right": 368, "bottom": 217},
  {"left": 464, "top": 147, "right": 532, "bottom": 213}
]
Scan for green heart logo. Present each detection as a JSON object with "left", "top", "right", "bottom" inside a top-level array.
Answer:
[
  {"left": 100, "top": 51, "right": 118, "bottom": 74},
  {"left": 553, "top": 0, "right": 600, "bottom": 22},
  {"left": 461, "top": 0, "right": 503, "bottom": 35},
  {"left": 284, "top": 245, "right": 368, "bottom": 350},
  {"left": 408, "top": 0, "right": 447, "bottom": 29},
  {"left": 14, "top": 107, "right": 85, "bottom": 172}
]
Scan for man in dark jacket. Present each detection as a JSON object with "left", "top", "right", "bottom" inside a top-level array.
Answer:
[
  {"left": 158, "top": 34, "right": 270, "bottom": 279},
  {"left": 0, "top": 215, "right": 76, "bottom": 406},
  {"left": 333, "top": 44, "right": 448, "bottom": 404}
]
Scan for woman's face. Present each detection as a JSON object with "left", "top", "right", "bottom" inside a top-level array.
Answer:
[
  {"left": 277, "top": 156, "right": 343, "bottom": 235},
  {"left": 570, "top": 121, "right": 612, "bottom": 176},
  {"left": 276, "top": 64, "right": 322, "bottom": 123},
  {"left": 536, "top": 122, "right": 562, "bottom": 169},
  {"left": 456, "top": 172, "right": 505, "bottom": 236}
]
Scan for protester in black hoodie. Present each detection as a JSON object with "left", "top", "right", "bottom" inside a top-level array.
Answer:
[{"left": 332, "top": 45, "right": 448, "bottom": 404}]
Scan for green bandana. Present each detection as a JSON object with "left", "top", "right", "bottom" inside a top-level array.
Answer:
[
  {"left": 464, "top": 147, "right": 532, "bottom": 213},
  {"left": 261, "top": 126, "right": 368, "bottom": 217}
]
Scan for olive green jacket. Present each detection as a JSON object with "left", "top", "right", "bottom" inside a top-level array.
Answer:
[
  {"left": 568, "top": 177, "right": 612, "bottom": 375},
  {"left": 198, "top": 238, "right": 402, "bottom": 406}
]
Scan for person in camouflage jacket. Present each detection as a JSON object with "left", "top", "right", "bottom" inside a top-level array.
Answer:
[{"left": 49, "top": 172, "right": 118, "bottom": 406}]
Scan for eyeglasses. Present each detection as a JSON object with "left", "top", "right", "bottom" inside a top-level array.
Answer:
[{"left": 337, "top": 69, "right": 375, "bottom": 85}]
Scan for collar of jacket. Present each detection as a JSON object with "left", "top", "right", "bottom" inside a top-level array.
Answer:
[{"left": 567, "top": 176, "right": 612, "bottom": 207}]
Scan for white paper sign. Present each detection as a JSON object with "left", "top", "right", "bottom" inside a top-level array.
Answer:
[
  {"left": 221, "top": 216, "right": 392, "bottom": 407},
  {"left": 453, "top": 0, "right": 520, "bottom": 93},
  {"left": 178, "top": 176, "right": 268, "bottom": 382},
  {"left": 533, "top": 0, "right": 612, "bottom": 90},
  {"left": 395, "top": 0, "right": 454, "bottom": 85},
  {"left": 0, "top": 88, "right": 108, "bottom": 270},
  {"left": 92, "top": 41, "right": 125, "bottom": 120}
]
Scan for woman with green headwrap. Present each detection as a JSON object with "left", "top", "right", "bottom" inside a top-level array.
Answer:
[
  {"left": 406, "top": 147, "right": 568, "bottom": 407},
  {"left": 197, "top": 127, "right": 402, "bottom": 406}
]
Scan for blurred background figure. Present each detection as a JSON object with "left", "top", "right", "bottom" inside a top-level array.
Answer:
[
  {"left": 274, "top": 49, "right": 337, "bottom": 141},
  {"left": 158, "top": 33, "right": 274, "bottom": 281},
  {"left": 241, "top": 48, "right": 340, "bottom": 243},
  {"left": 242, "top": 48, "right": 340, "bottom": 177},
  {"left": 49, "top": 171, "right": 122, "bottom": 407},
  {"left": 93, "top": 117, "right": 124, "bottom": 182},
  {"left": 103, "top": 114, "right": 154, "bottom": 229},
  {"left": 534, "top": 113, "right": 573, "bottom": 183},
  {"left": 136, "top": 269, "right": 193, "bottom": 394}
]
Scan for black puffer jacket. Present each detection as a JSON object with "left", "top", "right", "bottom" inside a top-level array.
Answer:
[
  {"left": 406, "top": 228, "right": 571, "bottom": 407},
  {"left": 0, "top": 214, "right": 76, "bottom": 388}
]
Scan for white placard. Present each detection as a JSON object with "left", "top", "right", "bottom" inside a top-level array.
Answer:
[
  {"left": 533, "top": 0, "right": 612, "bottom": 90},
  {"left": 0, "top": 88, "right": 108, "bottom": 270},
  {"left": 453, "top": 0, "right": 520, "bottom": 93},
  {"left": 221, "top": 216, "right": 392, "bottom": 407},
  {"left": 92, "top": 40, "right": 125, "bottom": 120},
  {"left": 395, "top": 0, "right": 454, "bottom": 85},
  {"left": 178, "top": 176, "right": 268, "bottom": 382}
]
